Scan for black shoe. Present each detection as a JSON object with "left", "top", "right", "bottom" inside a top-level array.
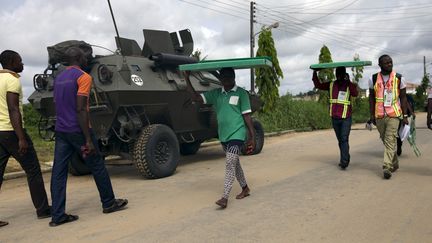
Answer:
[
  {"left": 0, "top": 221, "right": 8, "bottom": 227},
  {"left": 37, "top": 206, "right": 51, "bottom": 219},
  {"left": 338, "top": 161, "right": 349, "bottom": 170},
  {"left": 391, "top": 164, "right": 399, "bottom": 173},
  {"left": 103, "top": 199, "right": 128, "bottom": 214},
  {"left": 383, "top": 170, "right": 392, "bottom": 179},
  {"left": 49, "top": 214, "right": 79, "bottom": 227}
]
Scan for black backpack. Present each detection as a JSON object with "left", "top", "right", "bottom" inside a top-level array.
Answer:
[{"left": 372, "top": 73, "right": 402, "bottom": 88}]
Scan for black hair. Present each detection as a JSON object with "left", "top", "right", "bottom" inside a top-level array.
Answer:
[
  {"left": 0, "top": 50, "right": 19, "bottom": 67},
  {"left": 378, "top": 54, "right": 391, "bottom": 64},
  {"left": 65, "top": 47, "right": 84, "bottom": 63},
  {"left": 219, "top": 67, "right": 235, "bottom": 79},
  {"left": 335, "top": 66, "right": 346, "bottom": 73}
]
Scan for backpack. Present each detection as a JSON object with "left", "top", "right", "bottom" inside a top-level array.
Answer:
[{"left": 372, "top": 73, "right": 402, "bottom": 89}]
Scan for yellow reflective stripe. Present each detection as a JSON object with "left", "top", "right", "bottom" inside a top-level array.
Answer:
[
  {"left": 329, "top": 82, "right": 333, "bottom": 116},
  {"left": 342, "top": 87, "right": 350, "bottom": 118},
  {"left": 329, "top": 99, "right": 351, "bottom": 105},
  {"left": 329, "top": 83, "right": 350, "bottom": 118},
  {"left": 391, "top": 73, "right": 402, "bottom": 117}
]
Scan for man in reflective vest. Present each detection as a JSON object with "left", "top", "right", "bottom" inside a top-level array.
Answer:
[
  {"left": 369, "top": 54, "right": 408, "bottom": 180},
  {"left": 313, "top": 66, "right": 358, "bottom": 170}
]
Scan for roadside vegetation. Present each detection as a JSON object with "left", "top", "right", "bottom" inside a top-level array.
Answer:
[
  {"left": 5, "top": 97, "right": 370, "bottom": 173},
  {"left": 256, "top": 94, "right": 370, "bottom": 132}
]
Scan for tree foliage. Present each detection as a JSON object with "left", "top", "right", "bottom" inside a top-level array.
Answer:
[
  {"left": 255, "top": 28, "right": 283, "bottom": 113},
  {"left": 351, "top": 53, "right": 364, "bottom": 83},
  {"left": 317, "top": 45, "right": 334, "bottom": 103},
  {"left": 350, "top": 53, "right": 364, "bottom": 108},
  {"left": 414, "top": 74, "right": 430, "bottom": 109}
]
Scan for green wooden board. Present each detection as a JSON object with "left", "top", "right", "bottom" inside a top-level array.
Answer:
[
  {"left": 179, "top": 57, "right": 273, "bottom": 71},
  {"left": 310, "top": 60, "right": 372, "bottom": 69}
]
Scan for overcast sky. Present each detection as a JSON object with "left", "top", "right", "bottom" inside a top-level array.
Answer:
[{"left": 1, "top": 0, "right": 432, "bottom": 101}]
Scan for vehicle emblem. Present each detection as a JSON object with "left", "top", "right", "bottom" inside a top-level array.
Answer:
[{"left": 131, "top": 74, "right": 143, "bottom": 86}]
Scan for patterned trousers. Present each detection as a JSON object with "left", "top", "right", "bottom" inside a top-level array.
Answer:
[{"left": 221, "top": 140, "right": 247, "bottom": 199}]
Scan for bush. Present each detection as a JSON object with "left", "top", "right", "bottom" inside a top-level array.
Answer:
[
  {"left": 23, "top": 103, "right": 40, "bottom": 127},
  {"left": 256, "top": 95, "right": 370, "bottom": 132},
  {"left": 256, "top": 95, "right": 331, "bottom": 132},
  {"left": 351, "top": 97, "right": 370, "bottom": 123}
]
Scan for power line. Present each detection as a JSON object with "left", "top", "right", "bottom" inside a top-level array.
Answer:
[
  {"left": 311, "top": 13, "right": 432, "bottom": 25},
  {"left": 255, "top": 5, "right": 405, "bottom": 56},
  {"left": 302, "top": 0, "right": 362, "bottom": 23},
  {"left": 196, "top": 0, "right": 250, "bottom": 13},
  {"left": 270, "top": 2, "right": 432, "bottom": 12},
  {"left": 178, "top": 0, "right": 249, "bottom": 21}
]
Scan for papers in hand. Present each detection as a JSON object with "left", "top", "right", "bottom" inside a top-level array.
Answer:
[{"left": 398, "top": 124, "right": 410, "bottom": 141}]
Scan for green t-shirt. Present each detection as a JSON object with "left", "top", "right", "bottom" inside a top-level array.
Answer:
[{"left": 201, "top": 86, "right": 251, "bottom": 142}]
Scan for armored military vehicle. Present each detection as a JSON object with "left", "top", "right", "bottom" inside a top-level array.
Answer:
[{"left": 28, "top": 28, "right": 265, "bottom": 179}]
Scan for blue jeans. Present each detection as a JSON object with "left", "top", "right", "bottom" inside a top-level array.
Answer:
[
  {"left": 51, "top": 131, "right": 115, "bottom": 222},
  {"left": 332, "top": 117, "right": 352, "bottom": 165}
]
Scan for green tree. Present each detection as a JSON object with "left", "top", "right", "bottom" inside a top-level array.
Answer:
[
  {"left": 255, "top": 28, "right": 283, "bottom": 113},
  {"left": 414, "top": 74, "right": 430, "bottom": 109},
  {"left": 317, "top": 45, "right": 334, "bottom": 103},
  {"left": 351, "top": 53, "right": 364, "bottom": 83},
  {"left": 350, "top": 53, "right": 364, "bottom": 108}
]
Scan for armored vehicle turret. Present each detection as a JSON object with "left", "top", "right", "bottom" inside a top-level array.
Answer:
[{"left": 28, "top": 28, "right": 265, "bottom": 179}]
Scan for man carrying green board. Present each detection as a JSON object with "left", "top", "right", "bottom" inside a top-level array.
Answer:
[
  {"left": 183, "top": 68, "right": 255, "bottom": 209},
  {"left": 312, "top": 66, "right": 359, "bottom": 170}
]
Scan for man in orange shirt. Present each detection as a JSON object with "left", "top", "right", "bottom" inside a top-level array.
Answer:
[{"left": 50, "top": 47, "right": 127, "bottom": 227}]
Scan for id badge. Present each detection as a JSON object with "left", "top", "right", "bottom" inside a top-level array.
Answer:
[
  {"left": 384, "top": 90, "right": 393, "bottom": 107},
  {"left": 337, "top": 91, "right": 347, "bottom": 101},
  {"left": 229, "top": 96, "right": 239, "bottom": 105}
]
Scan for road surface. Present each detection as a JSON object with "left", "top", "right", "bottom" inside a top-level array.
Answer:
[{"left": 1, "top": 113, "right": 431, "bottom": 242}]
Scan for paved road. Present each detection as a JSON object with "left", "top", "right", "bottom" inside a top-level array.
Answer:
[{"left": 1, "top": 113, "right": 431, "bottom": 243}]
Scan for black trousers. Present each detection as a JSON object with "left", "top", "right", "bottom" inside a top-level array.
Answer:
[{"left": 0, "top": 131, "right": 50, "bottom": 215}]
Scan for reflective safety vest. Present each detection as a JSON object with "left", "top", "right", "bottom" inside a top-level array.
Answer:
[
  {"left": 329, "top": 81, "right": 351, "bottom": 118},
  {"left": 373, "top": 71, "right": 402, "bottom": 118}
]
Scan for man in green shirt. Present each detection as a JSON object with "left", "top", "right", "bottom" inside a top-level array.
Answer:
[{"left": 184, "top": 68, "right": 255, "bottom": 209}]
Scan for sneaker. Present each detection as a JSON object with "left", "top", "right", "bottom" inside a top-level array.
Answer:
[
  {"left": 37, "top": 206, "right": 51, "bottom": 219},
  {"left": 383, "top": 170, "right": 392, "bottom": 179},
  {"left": 103, "top": 199, "right": 128, "bottom": 214}
]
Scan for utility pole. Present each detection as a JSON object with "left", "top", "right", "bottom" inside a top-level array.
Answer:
[
  {"left": 424, "top": 56, "right": 427, "bottom": 77},
  {"left": 250, "top": 1, "right": 256, "bottom": 93}
]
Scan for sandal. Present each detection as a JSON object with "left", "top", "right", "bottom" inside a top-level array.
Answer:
[
  {"left": 215, "top": 198, "right": 228, "bottom": 209},
  {"left": 49, "top": 214, "right": 79, "bottom": 227},
  {"left": 236, "top": 186, "right": 250, "bottom": 199}
]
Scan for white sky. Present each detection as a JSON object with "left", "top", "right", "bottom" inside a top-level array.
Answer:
[{"left": 1, "top": 0, "right": 432, "bottom": 101}]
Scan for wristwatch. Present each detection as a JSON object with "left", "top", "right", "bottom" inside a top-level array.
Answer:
[{"left": 403, "top": 114, "right": 408, "bottom": 118}]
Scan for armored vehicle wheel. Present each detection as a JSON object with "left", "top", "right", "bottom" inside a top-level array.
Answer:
[
  {"left": 68, "top": 152, "right": 91, "bottom": 176},
  {"left": 180, "top": 141, "right": 201, "bottom": 155},
  {"left": 241, "top": 119, "right": 265, "bottom": 155},
  {"left": 133, "top": 124, "right": 179, "bottom": 179}
]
